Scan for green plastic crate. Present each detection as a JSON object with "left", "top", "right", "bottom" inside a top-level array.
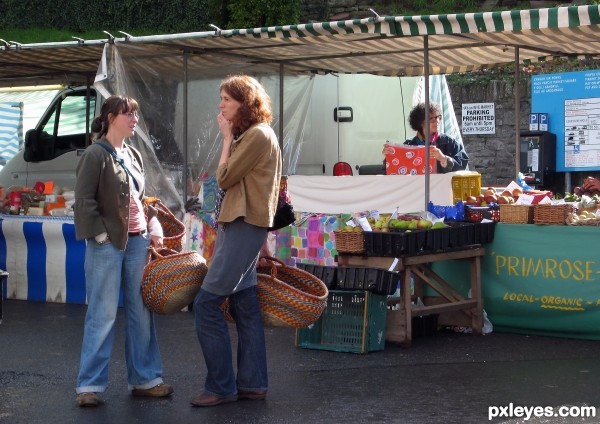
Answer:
[{"left": 295, "top": 290, "right": 388, "bottom": 354}]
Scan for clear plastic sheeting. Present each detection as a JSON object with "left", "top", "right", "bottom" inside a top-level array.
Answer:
[{"left": 94, "top": 43, "right": 313, "bottom": 216}]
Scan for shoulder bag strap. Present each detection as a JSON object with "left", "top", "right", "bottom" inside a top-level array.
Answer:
[{"left": 96, "top": 142, "right": 140, "bottom": 192}]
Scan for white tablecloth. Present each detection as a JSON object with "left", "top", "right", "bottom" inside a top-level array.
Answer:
[{"left": 288, "top": 174, "right": 454, "bottom": 214}]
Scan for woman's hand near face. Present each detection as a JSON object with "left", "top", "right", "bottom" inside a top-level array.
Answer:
[{"left": 217, "top": 112, "right": 233, "bottom": 139}]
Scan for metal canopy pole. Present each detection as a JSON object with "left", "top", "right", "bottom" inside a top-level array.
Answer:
[
  {"left": 514, "top": 47, "right": 520, "bottom": 180},
  {"left": 183, "top": 52, "right": 189, "bottom": 203},
  {"left": 279, "top": 63, "right": 284, "bottom": 150},
  {"left": 424, "top": 36, "right": 431, "bottom": 209}
]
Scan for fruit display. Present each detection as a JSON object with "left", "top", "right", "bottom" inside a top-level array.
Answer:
[{"left": 566, "top": 209, "right": 600, "bottom": 225}]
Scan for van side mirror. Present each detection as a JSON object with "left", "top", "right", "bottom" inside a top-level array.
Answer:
[
  {"left": 24, "top": 129, "right": 40, "bottom": 162},
  {"left": 24, "top": 128, "right": 55, "bottom": 162}
]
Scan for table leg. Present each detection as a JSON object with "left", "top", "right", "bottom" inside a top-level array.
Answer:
[
  {"left": 402, "top": 266, "right": 413, "bottom": 346},
  {"left": 470, "top": 256, "right": 483, "bottom": 335}
]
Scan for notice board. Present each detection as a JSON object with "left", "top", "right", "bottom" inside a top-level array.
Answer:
[{"left": 531, "top": 69, "right": 600, "bottom": 172}]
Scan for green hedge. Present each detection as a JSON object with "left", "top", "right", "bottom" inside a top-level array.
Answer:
[
  {"left": 1, "top": 0, "right": 214, "bottom": 33},
  {"left": 0, "top": 0, "right": 300, "bottom": 34}
]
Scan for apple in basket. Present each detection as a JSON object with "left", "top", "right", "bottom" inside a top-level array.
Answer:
[{"left": 466, "top": 196, "right": 478, "bottom": 206}]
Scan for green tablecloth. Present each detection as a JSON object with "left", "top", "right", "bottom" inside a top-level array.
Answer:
[{"left": 433, "top": 223, "right": 600, "bottom": 340}]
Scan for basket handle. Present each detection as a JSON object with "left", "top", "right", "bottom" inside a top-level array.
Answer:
[
  {"left": 144, "top": 197, "right": 179, "bottom": 221},
  {"left": 258, "top": 255, "right": 285, "bottom": 279},
  {"left": 146, "top": 246, "right": 179, "bottom": 265}
]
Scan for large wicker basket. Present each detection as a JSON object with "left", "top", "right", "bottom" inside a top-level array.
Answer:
[
  {"left": 534, "top": 204, "right": 573, "bottom": 225},
  {"left": 222, "top": 256, "right": 329, "bottom": 328},
  {"left": 142, "top": 247, "right": 207, "bottom": 315},
  {"left": 144, "top": 198, "right": 186, "bottom": 252},
  {"left": 334, "top": 230, "right": 365, "bottom": 254},
  {"left": 499, "top": 204, "right": 534, "bottom": 224}
]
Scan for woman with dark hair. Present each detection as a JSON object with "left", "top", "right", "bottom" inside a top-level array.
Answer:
[
  {"left": 383, "top": 101, "right": 469, "bottom": 173},
  {"left": 74, "top": 95, "right": 173, "bottom": 407},
  {"left": 191, "top": 74, "right": 282, "bottom": 407}
]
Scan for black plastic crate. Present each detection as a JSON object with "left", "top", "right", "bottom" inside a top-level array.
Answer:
[
  {"left": 363, "top": 231, "right": 404, "bottom": 257},
  {"left": 424, "top": 226, "right": 452, "bottom": 251},
  {"left": 471, "top": 221, "right": 495, "bottom": 245},
  {"left": 336, "top": 267, "right": 355, "bottom": 290},
  {"left": 336, "top": 266, "right": 398, "bottom": 295},
  {"left": 402, "top": 229, "right": 427, "bottom": 255},
  {"left": 363, "top": 229, "right": 428, "bottom": 257},
  {"left": 447, "top": 222, "right": 476, "bottom": 248},
  {"left": 295, "top": 263, "right": 337, "bottom": 289}
]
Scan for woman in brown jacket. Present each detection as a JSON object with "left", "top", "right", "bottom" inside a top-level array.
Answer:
[{"left": 191, "top": 75, "right": 282, "bottom": 407}]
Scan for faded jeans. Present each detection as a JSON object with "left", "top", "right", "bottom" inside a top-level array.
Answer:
[{"left": 76, "top": 234, "right": 164, "bottom": 394}]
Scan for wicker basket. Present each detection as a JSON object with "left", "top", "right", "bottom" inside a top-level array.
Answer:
[
  {"left": 145, "top": 198, "right": 186, "bottom": 252},
  {"left": 334, "top": 230, "right": 365, "bottom": 254},
  {"left": 142, "top": 247, "right": 207, "bottom": 315},
  {"left": 222, "top": 256, "right": 329, "bottom": 328},
  {"left": 534, "top": 204, "right": 574, "bottom": 225},
  {"left": 499, "top": 204, "right": 534, "bottom": 224}
]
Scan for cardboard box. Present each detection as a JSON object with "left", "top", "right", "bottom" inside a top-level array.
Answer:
[{"left": 385, "top": 145, "right": 436, "bottom": 175}]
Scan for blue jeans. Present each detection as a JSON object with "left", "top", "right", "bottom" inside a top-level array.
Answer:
[
  {"left": 76, "top": 234, "right": 164, "bottom": 394},
  {"left": 194, "top": 286, "right": 268, "bottom": 397}
]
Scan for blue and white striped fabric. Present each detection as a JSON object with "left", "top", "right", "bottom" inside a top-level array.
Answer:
[
  {"left": 0, "top": 215, "right": 87, "bottom": 304},
  {"left": 0, "top": 102, "right": 23, "bottom": 162},
  {"left": 413, "top": 75, "right": 463, "bottom": 145}
]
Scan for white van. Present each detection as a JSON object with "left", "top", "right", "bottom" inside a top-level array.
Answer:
[
  {"left": 0, "top": 86, "right": 99, "bottom": 190},
  {"left": 0, "top": 74, "right": 422, "bottom": 190}
]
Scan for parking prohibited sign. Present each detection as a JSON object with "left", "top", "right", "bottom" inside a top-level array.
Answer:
[{"left": 461, "top": 103, "right": 495, "bottom": 135}]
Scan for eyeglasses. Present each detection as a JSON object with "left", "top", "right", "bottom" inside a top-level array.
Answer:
[
  {"left": 429, "top": 115, "right": 442, "bottom": 122},
  {"left": 122, "top": 112, "right": 139, "bottom": 119}
]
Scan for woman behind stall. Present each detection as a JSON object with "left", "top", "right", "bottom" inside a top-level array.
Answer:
[
  {"left": 383, "top": 101, "right": 469, "bottom": 173},
  {"left": 73, "top": 95, "right": 173, "bottom": 407},
  {"left": 191, "top": 74, "right": 282, "bottom": 407}
]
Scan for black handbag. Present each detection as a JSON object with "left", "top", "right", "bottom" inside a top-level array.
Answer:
[
  {"left": 268, "top": 176, "right": 295, "bottom": 232},
  {"left": 213, "top": 176, "right": 294, "bottom": 231}
]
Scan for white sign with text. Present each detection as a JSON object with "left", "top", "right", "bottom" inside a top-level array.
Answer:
[{"left": 461, "top": 102, "right": 495, "bottom": 135}]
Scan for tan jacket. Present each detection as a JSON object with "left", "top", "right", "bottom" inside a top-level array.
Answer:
[{"left": 217, "top": 123, "right": 282, "bottom": 228}]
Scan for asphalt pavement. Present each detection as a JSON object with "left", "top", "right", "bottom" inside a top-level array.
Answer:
[{"left": 1, "top": 299, "right": 599, "bottom": 424}]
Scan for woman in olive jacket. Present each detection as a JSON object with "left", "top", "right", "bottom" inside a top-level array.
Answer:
[{"left": 73, "top": 95, "right": 172, "bottom": 407}]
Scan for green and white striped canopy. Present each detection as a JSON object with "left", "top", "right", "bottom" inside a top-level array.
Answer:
[{"left": 1, "top": 4, "right": 600, "bottom": 87}]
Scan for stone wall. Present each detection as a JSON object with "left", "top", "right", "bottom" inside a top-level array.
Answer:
[
  {"left": 448, "top": 77, "right": 595, "bottom": 192},
  {"left": 448, "top": 78, "right": 531, "bottom": 188}
]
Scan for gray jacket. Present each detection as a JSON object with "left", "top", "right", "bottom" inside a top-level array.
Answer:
[{"left": 73, "top": 139, "right": 157, "bottom": 251}]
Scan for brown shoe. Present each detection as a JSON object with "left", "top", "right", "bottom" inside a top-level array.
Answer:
[
  {"left": 237, "top": 389, "right": 267, "bottom": 400},
  {"left": 190, "top": 392, "right": 238, "bottom": 407},
  {"left": 131, "top": 383, "right": 174, "bottom": 398},
  {"left": 77, "top": 392, "right": 101, "bottom": 407}
]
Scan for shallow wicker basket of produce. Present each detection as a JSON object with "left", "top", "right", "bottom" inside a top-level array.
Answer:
[
  {"left": 499, "top": 204, "right": 534, "bottom": 224},
  {"left": 533, "top": 204, "right": 574, "bottom": 225}
]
